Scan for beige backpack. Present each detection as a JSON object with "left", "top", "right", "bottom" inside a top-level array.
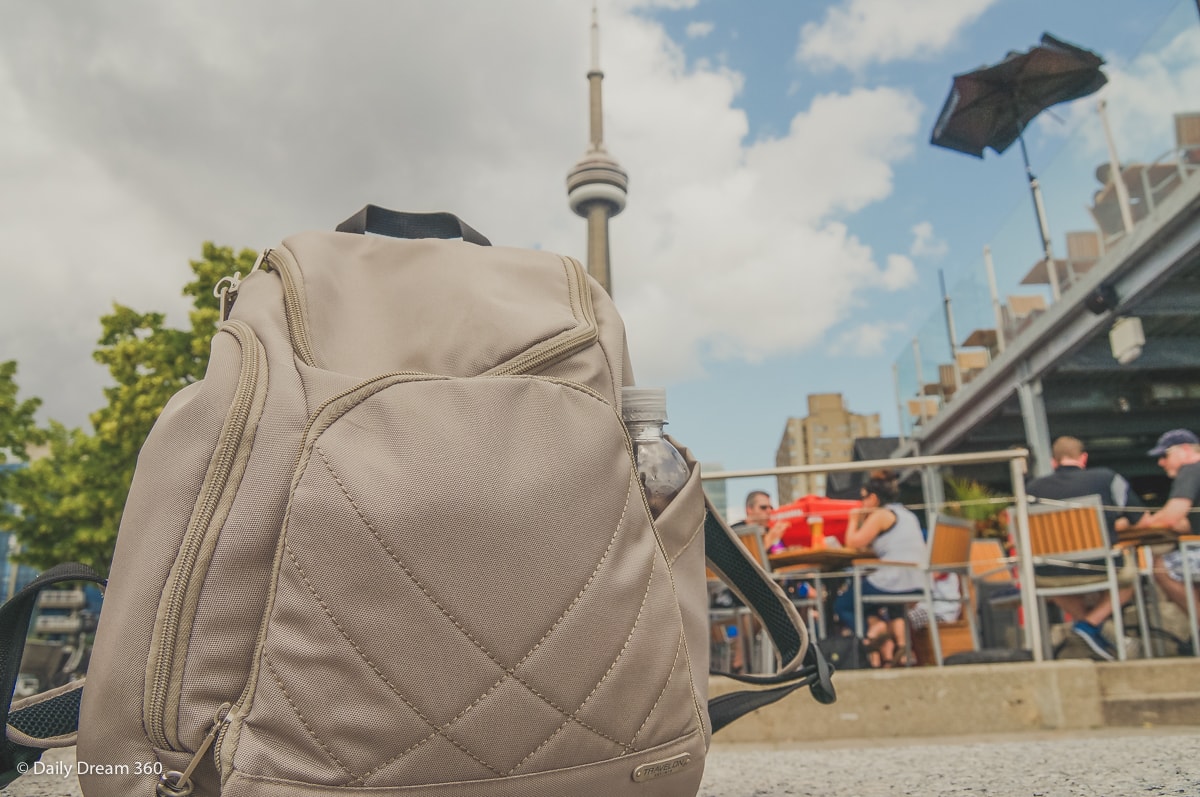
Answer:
[{"left": 1, "top": 207, "right": 833, "bottom": 796}]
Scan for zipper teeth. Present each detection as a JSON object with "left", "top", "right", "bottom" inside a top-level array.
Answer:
[
  {"left": 490, "top": 258, "right": 597, "bottom": 376},
  {"left": 147, "top": 323, "right": 261, "bottom": 750},
  {"left": 263, "top": 249, "right": 316, "bottom": 367},
  {"left": 489, "top": 328, "right": 598, "bottom": 376}
]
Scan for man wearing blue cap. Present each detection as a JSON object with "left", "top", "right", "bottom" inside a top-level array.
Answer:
[{"left": 1135, "top": 429, "right": 1200, "bottom": 618}]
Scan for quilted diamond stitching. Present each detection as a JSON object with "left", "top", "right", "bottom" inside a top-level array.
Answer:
[
  {"left": 287, "top": 444, "right": 653, "bottom": 774},
  {"left": 508, "top": 557, "right": 656, "bottom": 775},
  {"left": 262, "top": 655, "right": 359, "bottom": 784},
  {"left": 281, "top": 542, "right": 505, "bottom": 777},
  {"left": 314, "top": 445, "right": 638, "bottom": 746}
]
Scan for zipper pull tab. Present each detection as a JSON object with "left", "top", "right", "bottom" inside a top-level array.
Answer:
[
  {"left": 212, "top": 249, "right": 269, "bottom": 323},
  {"left": 156, "top": 703, "right": 232, "bottom": 797},
  {"left": 212, "top": 273, "right": 241, "bottom": 324}
]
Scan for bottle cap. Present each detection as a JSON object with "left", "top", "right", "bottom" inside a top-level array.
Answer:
[{"left": 621, "top": 386, "right": 667, "bottom": 423}]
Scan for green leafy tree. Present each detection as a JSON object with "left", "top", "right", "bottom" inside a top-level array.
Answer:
[
  {"left": 0, "top": 361, "right": 45, "bottom": 529},
  {"left": 0, "top": 361, "right": 43, "bottom": 462},
  {"left": 0, "top": 243, "right": 259, "bottom": 575}
]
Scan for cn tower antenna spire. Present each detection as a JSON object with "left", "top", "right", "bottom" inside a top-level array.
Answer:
[
  {"left": 566, "top": 2, "right": 628, "bottom": 297},
  {"left": 590, "top": 2, "right": 601, "bottom": 74}
]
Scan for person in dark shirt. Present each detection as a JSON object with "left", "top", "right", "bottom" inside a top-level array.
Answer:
[
  {"left": 1135, "top": 429, "right": 1200, "bottom": 618},
  {"left": 1025, "top": 436, "right": 1144, "bottom": 660}
]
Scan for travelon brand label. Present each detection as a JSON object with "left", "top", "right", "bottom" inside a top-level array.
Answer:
[{"left": 632, "top": 752, "right": 692, "bottom": 783}]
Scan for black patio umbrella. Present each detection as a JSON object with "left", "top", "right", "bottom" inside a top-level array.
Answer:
[{"left": 931, "top": 33, "right": 1107, "bottom": 300}]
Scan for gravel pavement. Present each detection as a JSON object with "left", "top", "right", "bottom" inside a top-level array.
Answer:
[
  {"left": 701, "top": 728, "right": 1200, "bottom": 796},
  {"left": 6, "top": 728, "right": 1199, "bottom": 796}
]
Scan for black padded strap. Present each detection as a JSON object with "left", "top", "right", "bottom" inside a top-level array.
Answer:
[
  {"left": 704, "top": 508, "right": 836, "bottom": 732},
  {"left": 335, "top": 205, "right": 491, "bottom": 246},
  {"left": 0, "top": 563, "right": 103, "bottom": 787},
  {"left": 705, "top": 510, "right": 804, "bottom": 665}
]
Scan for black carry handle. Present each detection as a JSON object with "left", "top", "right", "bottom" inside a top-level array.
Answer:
[
  {"left": 336, "top": 205, "right": 491, "bottom": 247},
  {"left": 0, "top": 563, "right": 104, "bottom": 787}
]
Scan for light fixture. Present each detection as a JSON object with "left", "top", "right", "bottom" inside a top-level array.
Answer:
[
  {"left": 1109, "top": 316, "right": 1145, "bottom": 364},
  {"left": 1086, "top": 283, "right": 1119, "bottom": 315}
]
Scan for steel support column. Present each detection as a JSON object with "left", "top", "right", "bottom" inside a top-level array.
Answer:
[{"left": 1016, "top": 364, "right": 1053, "bottom": 477}]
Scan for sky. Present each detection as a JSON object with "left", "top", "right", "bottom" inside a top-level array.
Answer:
[{"left": 2, "top": 0, "right": 1198, "bottom": 518}]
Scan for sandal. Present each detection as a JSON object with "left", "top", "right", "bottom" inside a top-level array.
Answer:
[{"left": 862, "top": 630, "right": 894, "bottom": 652}]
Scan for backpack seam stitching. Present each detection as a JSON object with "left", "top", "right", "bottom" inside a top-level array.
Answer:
[
  {"left": 262, "top": 654, "right": 360, "bottom": 784},
  {"left": 667, "top": 517, "right": 706, "bottom": 567},
  {"left": 628, "top": 633, "right": 684, "bottom": 750},
  {"left": 563, "top": 255, "right": 618, "bottom": 400}
]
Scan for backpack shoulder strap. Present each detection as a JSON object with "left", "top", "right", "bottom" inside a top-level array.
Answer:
[
  {"left": 0, "top": 563, "right": 104, "bottom": 788},
  {"left": 703, "top": 499, "right": 836, "bottom": 733}
]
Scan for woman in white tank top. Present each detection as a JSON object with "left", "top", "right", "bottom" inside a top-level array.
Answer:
[{"left": 833, "top": 469, "right": 925, "bottom": 666}]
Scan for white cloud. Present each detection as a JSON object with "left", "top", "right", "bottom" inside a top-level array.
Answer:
[
  {"left": 596, "top": 12, "right": 921, "bottom": 379},
  {"left": 880, "top": 254, "right": 918, "bottom": 291},
  {"left": 0, "top": 2, "right": 921, "bottom": 427},
  {"left": 830, "top": 321, "right": 908, "bottom": 357},
  {"left": 1049, "top": 27, "right": 1200, "bottom": 163},
  {"left": 686, "top": 21, "right": 714, "bottom": 39},
  {"left": 797, "top": 0, "right": 997, "bottom": 72},
  {"left": 910, "top": 221, "right": 948, "bottom": 259}
]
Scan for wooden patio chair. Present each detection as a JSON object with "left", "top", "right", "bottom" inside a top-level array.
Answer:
[{"left": 1026, "top": 495, "right": 1149, "bottom": 661}]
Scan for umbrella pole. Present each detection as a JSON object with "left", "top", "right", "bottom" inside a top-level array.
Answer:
[
  {"left": 1019, "top": 134, "right": 1062, "bottom": 302},
  {"left": 983, "top": 245, "right": 1006, "bottom": 353},
  {"left": 939, "top": 269, "right": 962, "bottom": 391}
]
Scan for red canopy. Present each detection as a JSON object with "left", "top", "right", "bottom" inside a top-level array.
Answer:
[{"left": 770, "top": 495, "right": 863, "bottom": 548}]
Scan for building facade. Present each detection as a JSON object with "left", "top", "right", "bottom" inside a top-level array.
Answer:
[{"left": 775, "top": 393, "right": 881, "bottom": 503}]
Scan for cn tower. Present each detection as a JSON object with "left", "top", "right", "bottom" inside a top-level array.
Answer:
[{"left": 566, "top": 4, "right": 628, "bottom": 297}]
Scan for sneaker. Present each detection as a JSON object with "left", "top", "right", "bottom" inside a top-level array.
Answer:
[{"left": 1072, "top": 621, "right": 1116, "bottom": 662}]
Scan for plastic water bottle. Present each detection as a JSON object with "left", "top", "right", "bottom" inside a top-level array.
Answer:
[{"left": 622, "top": 386, "right": 689, "bottom": 518}]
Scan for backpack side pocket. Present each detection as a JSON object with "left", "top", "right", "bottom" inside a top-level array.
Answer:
[{"left": 144, "top": 320, "right": 269, "bottom": 751}]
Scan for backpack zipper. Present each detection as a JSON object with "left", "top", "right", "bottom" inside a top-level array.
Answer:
[
  {"left": 260, "top": 247, "right": 317, "bottom": 367},
  {"left": 212, "top": 250, "right": 267, "bottom": 323},
  {"left": 145, "top": 321, "right": 267, "bottom": 751},
  {"left": 485, "top": 257, "right": 598, "bottom": 376},
  {"left": 265, "top": 247, "right": 598, "bottom": 376},
  {"left": 156, "top": 704, "right": 231, "bottom": 796}
]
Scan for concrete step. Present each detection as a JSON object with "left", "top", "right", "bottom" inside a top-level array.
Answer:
[
  {"left": 1102, "top": 692, "right": 1200, "bottom": 726},
  {"left": 1096, "top": 658, "right": 1200, "bottom": 698},
  {"left": 708, "top": 657, "right": 1200, "bottom": 744}
]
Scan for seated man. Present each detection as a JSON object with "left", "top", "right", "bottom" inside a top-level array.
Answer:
[
  {"left": 1135, "top": 429, "right": 1200, "bottom": 622},
  {"left": 1026, "top": 436, "right": 1144, "bottom": 661}
]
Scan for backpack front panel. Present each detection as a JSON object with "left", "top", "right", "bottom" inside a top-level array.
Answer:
[{"left": 216, "top": 374, "right": 705, "bottom": 795}]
